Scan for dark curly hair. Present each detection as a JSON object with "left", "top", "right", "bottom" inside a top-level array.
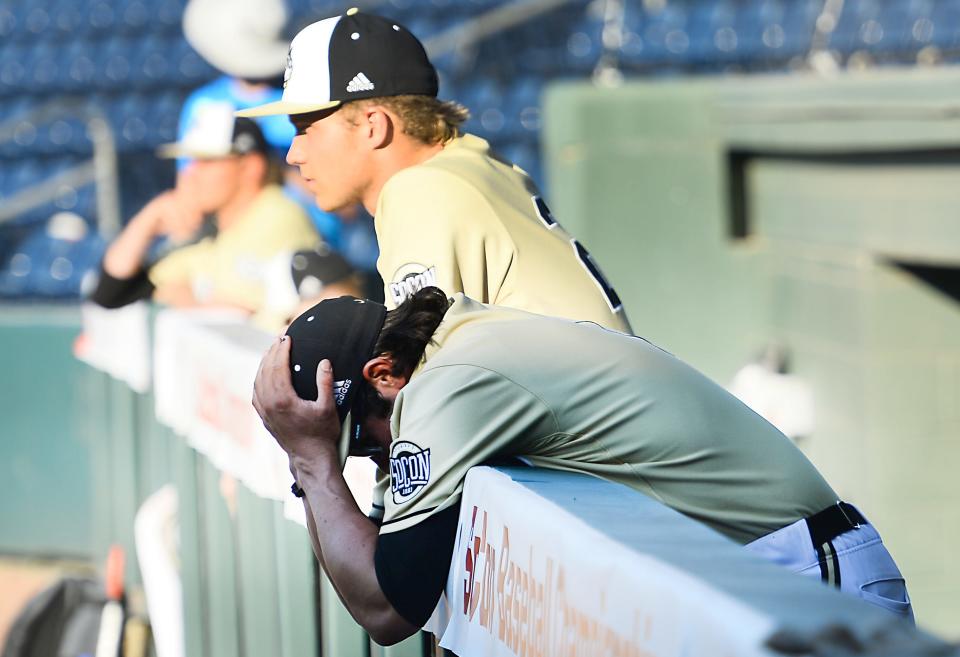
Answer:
[
  {"left": 354, "top": 287, "right": 450, "bottom": 425},
  {"left": 375, "top": 286, "right": 450, "bottom": 375}
]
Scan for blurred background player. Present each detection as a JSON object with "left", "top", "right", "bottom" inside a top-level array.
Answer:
[
  {"left": 90, "top": 104, "right": 318, "bottom": 315},
  {"left": 257, "top": 245, "right": 366, "bottom": 331},
  {"left": 181, "top": 0, "right": 380, "bottom": 285},
  {"left": 178, "top": 0, "right": 293, "bottom": 165},
  {"left": 238, "top": 9, "right": 631, "bottom": 333}
]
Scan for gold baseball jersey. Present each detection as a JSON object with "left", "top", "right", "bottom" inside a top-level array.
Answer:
[
  {"left": 149, "top": 185, "right": 318, "bottom": 311},
  {"left": 380, "top": 294, "right": 838, "bottom": 546},
  {"left": 373, "top": 134, "right": 631, "bottom": 333}
]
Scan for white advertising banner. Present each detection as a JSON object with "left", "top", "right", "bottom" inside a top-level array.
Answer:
[
  {"left": 152, "top": 308, "right": 377, "bottom": 521},
  {"left": 77, "top": 301, "right": 152, "bottom": 393},
  {"left": 153, "top": 308, "right": 289, "bottom": 500},
  {"left": 431, "top": 468, "right": 778, "bottom": 657}
]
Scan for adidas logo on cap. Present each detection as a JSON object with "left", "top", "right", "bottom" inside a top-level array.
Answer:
[
  {"left": 333, "top": 379, "right": 352, "bottom": 406},
  {"left": 346, "top": 72, "right": 375, "bottom": 93}
]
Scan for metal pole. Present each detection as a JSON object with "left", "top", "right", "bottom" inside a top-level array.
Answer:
[
  {"left": 87, "top": 115, "right": 122, "bottom": 239},
  {"left": 422, "top": 0, "right": 584, "bottom": 59}
]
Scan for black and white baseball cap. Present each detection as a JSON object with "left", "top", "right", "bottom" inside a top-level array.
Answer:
[
  {"left": 285, "top": 295, "right": 388, "bottom": 462},
  {"left": 157, "top": 102, "right": 269, "bottom": 159},
  {"left": 236, "top": 8, "right": 438, "bottom": 118}
]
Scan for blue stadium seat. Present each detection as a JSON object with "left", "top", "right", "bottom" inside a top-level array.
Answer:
[
  {"left": 779, "top": 0, "right": 821, "bottom": 59},
  {"left": 94, "top": 36, "right": 135, "bottom": 91},
  {"left": 506, "top": 76, "right": 543, "bottom": 137},
  {"left": 51, "top": 0, "right": 84, "bottom": 36},
  {"left": 117, "top": 0, "right": 151, "bottom": 36},
  {"left": 86, "top": 0, "right": 119, "bottom": 36},
  {"left": 171, "top": 37, "right": 217, "bottom": 83},
  {"left": 400, "top": 15, "right": 442, "bottom": 43},
  {"left": 929, "top": 0, "right": 960, "bottom": 50},
  {"left": 14, "top": 226, "right": 101, "bottom": 299},
  {"left": 107, "top": 93, "right": 150, "bottom": 151},
  {"left": 458, "top": 77, "right": 504, "bottom": 120},
  {"left": 0, "top": 5, "right": 15, "bottom": 41},
  {"left": 144, "top": 90, "right": 187, "bottom": 147},
  {"left": 0, "top": 43, "right": 28, "bottom": 97},
  {"left": 498, "top": 139, "right": 543, "bottom": 190},
  {"left": 61, "top": 38, "right": 98, "bottom": 92},
  {"left": 27, "top": 41, "right": 61, "bottom": 94},
  {"left": 637, "top": 3, "right": 689, "bottom": 66},
  {"left": 2, "top": 2, "right": 33, "bottom": 43},
  {"left": 872, "top": 0, "right": 932, "bottom": 59},
  {"left": 685, "top": 2, "right": 724, "bottom": 66},
  {"left": 156, "top": 0, "right": 188, "bottom": 32},
  {"left": 19, "top": 5, "right": 55, "bottom": 42},
  {"left": 0, "top": 249, "right": 34, "bottom": 298},
  {"left": 829, "top": 0, "right": 880, "bottom": 54},
  {"left": 737, "top": 0, "right": 785, "bottom": 63},
  {"left": 133, "top": 34, "right": 174, "bottom": 88}
]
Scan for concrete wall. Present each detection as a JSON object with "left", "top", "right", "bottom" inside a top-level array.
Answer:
[{"left": 543, "top": 67, "right": 960, "bottom": 639}]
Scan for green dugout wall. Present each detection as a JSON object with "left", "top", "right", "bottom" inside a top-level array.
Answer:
[
  {"left": 543, "top": 67, "right": 960, "bottom": 639},
  {"left": 0, "top": 307, "right": 426, "bottom": 657}
]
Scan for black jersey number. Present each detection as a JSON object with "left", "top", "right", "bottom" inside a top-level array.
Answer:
[{"left": 531, "top": 196, "right": 622, "bottom": 312}]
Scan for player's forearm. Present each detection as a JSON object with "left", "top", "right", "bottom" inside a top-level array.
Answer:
[
  {"left": 295, "top": 452, "right": 416, "bottom": 645},
  {"left": 102, "top": 213, "right": 158, "bottom": 279},
  {"left": 301, "top": 497, "right": 329, "bottom": 570}
]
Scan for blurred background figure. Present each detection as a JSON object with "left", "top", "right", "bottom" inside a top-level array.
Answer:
[
  {"left": 257, "top": 244, "right": 366, "bottom": 330},
  {"left": 180, "top": 0, "right": 381, "bottom": 288},
  {"left": 89, "top": 103, "right": 318, "bottom": 313},
  {"left": 178, "top": 0, "right": 293, "bottom": 164}
]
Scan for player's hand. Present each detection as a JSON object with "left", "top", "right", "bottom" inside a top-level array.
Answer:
[
  {"left": 253, "top": 337, "right": 341, "bottom": 462},
  {"left": 136, "top": 189, "right": 203, "bottom": 242}
]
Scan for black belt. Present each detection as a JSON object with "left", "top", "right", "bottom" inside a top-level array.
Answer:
[{"left": 804, "top": 501, "right": 868, "bottom": 588}]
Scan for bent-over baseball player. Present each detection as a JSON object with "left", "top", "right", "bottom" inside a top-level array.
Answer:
[{"left": 252, "top": 288, "right": 913, "bottom": 645}]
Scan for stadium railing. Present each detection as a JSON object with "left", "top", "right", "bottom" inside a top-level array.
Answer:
[
  {"left": 0, "top": 98, "right": 121, "bottom": 238},
  {"left": 74, "top": 303, "right": 956, "bottom": 657}
]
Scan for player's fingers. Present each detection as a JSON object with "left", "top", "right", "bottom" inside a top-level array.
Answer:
[
  {"left": 255, "top": 337, "right": 295, "bottom": 411},
  {"left": 269, "top": 337, "right": 298, "bottom": 400},
  {"left": 315, "top": 359, "right": 334, "bottom": 412},
  {"left": 253, "top": 337, "right": 280, "bottom": 409}
]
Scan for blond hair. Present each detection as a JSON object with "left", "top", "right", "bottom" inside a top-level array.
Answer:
[{"left": 341, "top": 95, "right": 470, "bottom": 145}]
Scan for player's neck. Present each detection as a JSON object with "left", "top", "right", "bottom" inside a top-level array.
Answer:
[{"left": 362, "top": 138, "right": 445, "bottom": 215}]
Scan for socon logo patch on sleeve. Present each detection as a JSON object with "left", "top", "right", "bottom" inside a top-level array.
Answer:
[
  {"left": 389, "top": 440, "right": 431, "bottom": 504},
  {"left": 388, "top": 263, "right": 438, "bottom": 306}
]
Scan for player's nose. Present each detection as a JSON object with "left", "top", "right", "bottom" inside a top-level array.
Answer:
[{"left": 286, "top": 135, "right": 305, "bottom": 166}]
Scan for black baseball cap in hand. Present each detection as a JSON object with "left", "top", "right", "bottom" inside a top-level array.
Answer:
[
  {"left": 237, "top": 7, "right": 438, "bottom": 118},
  {"left": 285, "top": 296, "right": 387, "bottom": 462}
]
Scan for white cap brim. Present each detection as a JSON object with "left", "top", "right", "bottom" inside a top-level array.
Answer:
[{"left": 235, "top": 99, "right": 341, "bottom": 118}]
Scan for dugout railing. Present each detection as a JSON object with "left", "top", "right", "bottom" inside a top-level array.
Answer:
[{"left": 64, "top": 301, "right": 954, "bottom": 657}]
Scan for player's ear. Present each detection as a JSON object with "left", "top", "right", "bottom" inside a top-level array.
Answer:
[
  {"left": 364, "top": 106, "right": 393, "bottom": 150},
  {"left": 362, "top": 355, "right": 407, "bottom": 395}
]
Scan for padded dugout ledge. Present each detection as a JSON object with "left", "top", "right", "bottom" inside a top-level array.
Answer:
[{"left": 427, "top": 466, "right": 954, "bottom": 657}]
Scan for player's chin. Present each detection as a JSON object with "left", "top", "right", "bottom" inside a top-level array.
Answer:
[{"left": 314, "top": 192, "right": 344, "bottom": 214}]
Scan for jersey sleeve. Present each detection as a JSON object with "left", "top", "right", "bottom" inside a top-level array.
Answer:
[
  {"left": 374, "top": 502, "right": 460, "bottom": 627},
  {"left": 379, "top": 364, "right": 556, "bottom": 535},
  {"left": 375, "top": 168, "right": 513, "bottom": 309},
  {"left": 147, "top": 239, "right": 210, "bottom": 290}
]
